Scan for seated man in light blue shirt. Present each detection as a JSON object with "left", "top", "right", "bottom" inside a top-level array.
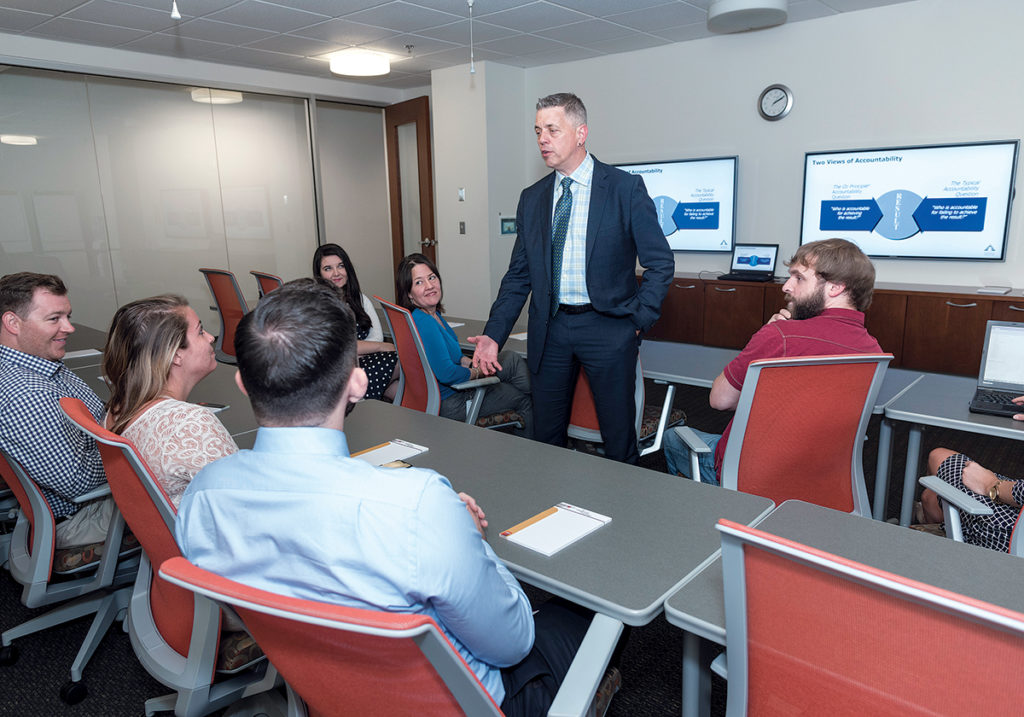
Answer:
[{"left": 174, "top": 278, "right": 597, "bottom": 715}]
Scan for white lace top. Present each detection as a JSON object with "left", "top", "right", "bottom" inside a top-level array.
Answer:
[{"left": 122, "top": 398, "right": 237, "bottom": 508}]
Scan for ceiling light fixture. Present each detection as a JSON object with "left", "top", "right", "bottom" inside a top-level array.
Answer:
[
  {"left": 170, "top": 0, "right": 181, "bottom": 20},
  {"left": 707, "top": 0, "right": 787, "bottom": 33},
  {"left": 190, "top": 88, "right": 243, "bottom": 104},
  {"left": 468, "top": 0, "right": 476, "bottom": 74},
  {"left": 328, "top": 49, "right": 390, "bottom": 77},
  {"left": 0, "top": 134, "right": 37, "bottom": 146}
]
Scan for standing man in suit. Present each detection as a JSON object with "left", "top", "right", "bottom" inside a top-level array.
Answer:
[{"left": 469, "top": 93, "right": 673, "bottom": 464}]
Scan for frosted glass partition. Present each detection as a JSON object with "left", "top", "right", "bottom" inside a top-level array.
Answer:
[
  {"left": 209, "top": 92, "right": 317, "bottom": 303},
  {"left": 0, "top": 66, "right": 318, "bottom": 334},
  {"left": 315, "top": 101, "right": 393, "bottom": 302},
  {"left": 0, "top": 68, "right": 117, "bottom": 330}
]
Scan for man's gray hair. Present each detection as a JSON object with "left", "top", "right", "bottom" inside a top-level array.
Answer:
[{"left": 536, "top": 92, "right": 587, "bottom": 127}]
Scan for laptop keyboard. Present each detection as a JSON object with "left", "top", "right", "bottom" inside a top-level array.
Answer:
[{"left": 971, "top": 389, "right": 1023, "bottom": 416}]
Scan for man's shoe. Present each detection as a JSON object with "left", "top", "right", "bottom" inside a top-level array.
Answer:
[{"left": 591, "top": 666, "right": 621, "bottom": 717}]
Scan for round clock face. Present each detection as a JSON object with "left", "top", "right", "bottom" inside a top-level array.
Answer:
[{"left": 758, "top": 85, "right": 792, "bottom": 121}]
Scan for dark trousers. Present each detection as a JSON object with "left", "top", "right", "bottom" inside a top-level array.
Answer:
[
  {"left": 500, "top": 599, "right": 593, "bottom": 717},
  {"left": 531, "top": 310, "right": 639, "bottom": 464}
]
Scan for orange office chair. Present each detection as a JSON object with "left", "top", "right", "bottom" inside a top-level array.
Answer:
[
  {"left": 567, "top": 360, "right": 684, "bottom": 457},
  {"left": 716, "top": 517, "right": 1024, "bottom": 715},
  {"left": 60, "top": 398, "right": 278, "bottom": 717},
  {"left": 0, "top": 448, "right": 138, "bottom": 705},
  {"left": 375, "top": 296, "right": 521, "bottom": 429},
  {"left": 249, "top": 270, "right": 283, "bottom": 299},
  {"left": 672, "top": 354, "right": 892, "bottom": 516},
  {"left": 199, "top": 268, "right": 249, "bottom": 365},
  {"left": 160, "top": 555, "right": 622, "bottom": 717}
]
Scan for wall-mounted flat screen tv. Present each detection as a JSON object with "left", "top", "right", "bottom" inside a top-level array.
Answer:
[
  {"left": 616, "top": 156, "right": 737, "bottom": 252},
  {"left": 800, "top": 140, "right": 1018, "bottom": 260}
]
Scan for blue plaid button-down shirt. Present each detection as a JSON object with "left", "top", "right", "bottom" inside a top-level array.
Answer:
[
  {"left": 0, "top": 344, "right": 105, "bottom": 517},
  {"left": 553, "top": 153, "right": 594, "bottom": 306}
]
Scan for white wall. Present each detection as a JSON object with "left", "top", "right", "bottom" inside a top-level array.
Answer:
[{"left": 432, "top": 0, "right": 1024, "bottom": 319}]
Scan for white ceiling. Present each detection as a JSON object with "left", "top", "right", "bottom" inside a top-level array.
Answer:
[{"left": 0, "top": 0, "right": 915, "bottom": 90}]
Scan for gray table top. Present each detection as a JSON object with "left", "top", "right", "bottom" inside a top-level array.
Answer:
[
  {"left": 343, "top": 400, "right": 774, "bottom": 626},
  {"left": 885, "top": 372, "right": 1024, "bottom": 439},
  {"left": 664, "top": 499, "right": 1024, "bottom": 643}
]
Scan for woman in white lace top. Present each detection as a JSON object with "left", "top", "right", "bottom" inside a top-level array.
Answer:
[{"left": 103, "top": 295, "right": 237, "bottom": 508}]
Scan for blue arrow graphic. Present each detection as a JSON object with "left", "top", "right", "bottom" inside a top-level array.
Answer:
[{"left": 819, "top": 199, "right": 882, "bottom": 231}]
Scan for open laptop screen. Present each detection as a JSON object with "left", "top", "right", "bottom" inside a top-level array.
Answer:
[
  {"left": 979, "top": 321, "right": 1024, "bottom": 389},
  {"left": 730, "top": 244, "right": 779, "bottom": 275}
]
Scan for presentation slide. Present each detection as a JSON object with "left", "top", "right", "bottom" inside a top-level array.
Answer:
[
  {"left": 801, "top": 141, "right": 1018, "bottom": 260},
  {"left": 617, "top": 156, "right": 736, "bottom": 252}
]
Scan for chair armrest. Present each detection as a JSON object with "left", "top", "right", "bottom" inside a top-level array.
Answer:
[
  {"left": 710, "top": 651, "right": 727, "bottom": 679},
  {"left": 673, "top": 426, "right": 712, "bottom": 455},
  {"left": 548, "top": 612, "right": 623, "bottom": 717},
  {"left": 918, "top": 475, "right": 994, "bottom": 516},
  {"left": 73, "top": 483, "right": 112, "bottom": 503},
  {"left": 451, "top": 375, "right": 499, "bottom": 391}
]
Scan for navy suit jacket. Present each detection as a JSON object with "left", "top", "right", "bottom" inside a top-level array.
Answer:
[{"left": 483, "top": 156, "right": 674, "bottom": 373}]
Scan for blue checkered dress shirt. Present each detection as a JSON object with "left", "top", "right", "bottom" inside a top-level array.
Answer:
[
  {"left": 0, "top": 344, "right": 105, "bottom": 517},
  {"left": 553, "top": 153, "right": 594, "bottom": 306}
]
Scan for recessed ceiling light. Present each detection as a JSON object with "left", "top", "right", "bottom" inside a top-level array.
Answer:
[
  {"left": 190, "top": 88, "right": 243, "bottom": 104},
  {"left": 1, "top": 134, "right": 37, "bottom": 146},
  {"left": 329, "top": 49, "right": 391, "bottom": 77}
]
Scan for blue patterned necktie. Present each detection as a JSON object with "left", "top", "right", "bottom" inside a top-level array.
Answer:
[{"left": 550, "top": 176, "right": 573, "bottom": 316}]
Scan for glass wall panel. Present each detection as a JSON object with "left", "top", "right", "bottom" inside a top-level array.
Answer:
[{"left": 0, "top": 67, "right": 117, "bottom": 330}]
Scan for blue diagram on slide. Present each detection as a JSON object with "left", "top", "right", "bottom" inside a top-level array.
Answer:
[
  {"left": 652, "top": 195, "right": 719, "bottom": 236},
  {"left": 820, "top": 190, "right": 987, "bottom": 240}
]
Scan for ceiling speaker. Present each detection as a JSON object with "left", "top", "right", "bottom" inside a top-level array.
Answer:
[{"left": 707, "top": 0, "right": 788, "bottom": 34}]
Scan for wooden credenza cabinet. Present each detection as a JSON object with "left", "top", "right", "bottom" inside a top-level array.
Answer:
[{"left": 640, "top": 272, "right": 1024, "bottom": 376}]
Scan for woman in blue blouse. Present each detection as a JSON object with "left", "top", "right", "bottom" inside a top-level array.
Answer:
[{"left": 396, "top": 253, "right": 532, "bottom": 438}]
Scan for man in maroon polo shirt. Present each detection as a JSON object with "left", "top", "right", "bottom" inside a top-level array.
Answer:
[{"left": 663, "top": 238, "right": 882, "bottom": 483}]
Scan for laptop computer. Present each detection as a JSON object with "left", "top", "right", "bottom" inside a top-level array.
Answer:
[
  {"left": 718, "top": 243, "right": 779, "bottom": 283},
  {"left": 968, "top": 320, "right": 1024, "bottom": 417}
]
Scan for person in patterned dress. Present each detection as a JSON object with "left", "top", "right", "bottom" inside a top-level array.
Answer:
[{"left": 313, "top": 243, "right": 398, "bottom": 401}]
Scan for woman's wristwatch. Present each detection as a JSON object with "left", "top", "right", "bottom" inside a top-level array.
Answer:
[{"left": 990, "top": 478, "right": 1004, "bottom": 503}]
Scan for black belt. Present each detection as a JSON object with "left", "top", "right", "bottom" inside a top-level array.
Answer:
[{"left": 557, "top": 303, "right": 594, "bottom": 315}]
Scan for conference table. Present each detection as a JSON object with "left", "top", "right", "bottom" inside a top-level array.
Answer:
[
  {"left": 343, "top": 399, "right": 775, "bottom": 628},
  {"left": 883, "top": 372, "right": 1024, "bottom": 527},
  {"left": 664, "top": 499, "right": 1024, "bottom": 717}
]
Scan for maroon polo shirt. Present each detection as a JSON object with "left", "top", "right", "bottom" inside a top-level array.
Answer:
[{"left": 714, "top": 308, "right": 882, "bottom": 477}]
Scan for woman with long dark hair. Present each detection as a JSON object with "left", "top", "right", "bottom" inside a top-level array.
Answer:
[{"left": 313, "top": 243, "right": 398, "bottom": 400}]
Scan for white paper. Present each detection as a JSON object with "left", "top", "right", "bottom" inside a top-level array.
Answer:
[
  {"left": 509, "top": 332, "right": 528, "bottom": 341},
  {"left": 502, "top": 502, "right": 611, "bottom": 556},
  {"left": 352, "top": 438, "right": 428, "bottom": 466},
  {"left": 64, "top": 348, "right": 102, "bottom": 359}
]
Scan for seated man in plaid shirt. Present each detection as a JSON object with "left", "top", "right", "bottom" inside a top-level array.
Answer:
[{"left": 0, "top": 272, "right": 113, "bottom": 550}]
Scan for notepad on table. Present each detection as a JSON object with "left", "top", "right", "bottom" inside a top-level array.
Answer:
[
  {"left": 352, "top": 439, "right": 428, "bottom": 467},
  {"left": 501, "top": 502, "right": 611, "bottom": 556}
]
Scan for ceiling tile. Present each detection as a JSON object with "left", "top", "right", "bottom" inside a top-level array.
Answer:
[
  {"left": 547, "top": 0, "right": 672, "bottom": 17},
  {"left": 0, "top": 7, "right": 49, "bottom": 32},
  {"left": 170, "top": 18, "right": 276, "bottom": 44},
  {"left": 609, "top": 2, "right": 707, "bottom": 32},
  {"left": 361, "top": 31, "right": 458, "bottom": 57},
  {"left": 651, "top": 21, "right": 712, "bottom": 42},
  {"left": 107, "top": 0, "right": 241, "bottom": 13},
  {"left": 119, "top": 32, "right": 234, "bottom": 56},
  {"left": 479, "top": 2, "right": 589, "bottom": 33},
  {"left": 414, "top": 18, "right": 516, "bottom": 44},
  {"left": 27, "top": 16, "right": 150, "bottom": 44},
  {"left": 478, "top": 32, "right": 569, "bottom": 55},
  {"left": 65, "top": 0, "right": 180, "bottom": 32},
  {"left": 534, "top": 19, "right": 635, "bottom": 44},
  {"left": 290, "top": 17, "right": 395, "bottom": 45},
  {"left": 244, "top": 33, "right": 344, "bottom": 57},
  {"left": 0, "top": 0, "right": 83, "bottom": 13},
  {"left": 206, "top": 0, "right": 330, "bottom": 33},
  {"left": 343, "top": 1, "right": 463, "bottom": 33},
  {"left": 407, "top": 0, "right": 526, "bottom": 16},
  {"left": 787, "top": 1, "right": 839, "bottom": 23}
]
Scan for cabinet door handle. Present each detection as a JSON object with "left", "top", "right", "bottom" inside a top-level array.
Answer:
[
  {"left": 714, "top": 287, "right": 737, "bottom": 293},
  {"left": 674, "top": 284, "right": 696, "bottom": 289},
  {"left": 1008, "top": 305, "right": 1024, "bottom": 312},
  {"left": 945, "top": 301, "right": 977, "bottom": 308}
]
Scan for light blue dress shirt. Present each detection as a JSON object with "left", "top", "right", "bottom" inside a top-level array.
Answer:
[
  {"left": 554, "top": 152, "right": 594, "bottom": 305},
  {"left": 175, "top": 426, "right": 534, "bottom": 703}
]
